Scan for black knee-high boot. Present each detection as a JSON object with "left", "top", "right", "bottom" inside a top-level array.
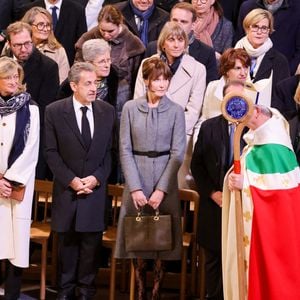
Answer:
[
  {"left": 133, "top": 258, "right": 147, "bottom": 300},
  {"left": 151, "top": 259, "right": 164, "bottom": 300}
]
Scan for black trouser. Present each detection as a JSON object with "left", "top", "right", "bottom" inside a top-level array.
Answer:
[
  {"left": 0, "top": 260, "right": 23, "bottom": 300},
  {"left": 204, "top": 248, "right": 223, "bottom": 300},
  {"left": 57, "top": 231, "right": 102, "bottom": 298}
]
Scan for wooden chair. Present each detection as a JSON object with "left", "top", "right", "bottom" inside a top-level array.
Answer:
[
  {"left": 102, "top": 184, "right": 124, "bottom": 300},
  {"left": 29, "top": 179, "right": 55, "bottom": 300},
  {"left": 129, "top": 188, "right": 200, "bottom": 300}
]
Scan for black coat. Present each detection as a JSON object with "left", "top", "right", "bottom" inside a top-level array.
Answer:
[
  {"left": 20, "top": 0, "right": 87, "bottom": 64},
  {"left": 44, "top": 97, "right": 115, "bottom": 232},
  {"left": 114, "top": 1, "right": 169, "bottom": 45},
  {"left": 191, "top": 115, "right": 246, "bottom": 251},
  {"left": 253, "top": 47, "right": 290, "bottom": 100},
  {"left": 145, "top": 38, "right": 218, "bottom": 85},
  {"left": 273, "top": 75, "right": 300, "bottom": 120}
]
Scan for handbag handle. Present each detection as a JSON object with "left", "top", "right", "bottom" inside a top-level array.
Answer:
[{"left": 135, "top": 208, "right": 160, "bottom": 221}]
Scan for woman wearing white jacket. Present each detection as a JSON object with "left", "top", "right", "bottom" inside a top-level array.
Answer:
[{"left": 0, "top": 57, "right": 39, "bottom": 299}]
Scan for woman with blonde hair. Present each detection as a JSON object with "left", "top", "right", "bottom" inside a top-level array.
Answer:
[
  {"left": 22, "top": 6, "right": 69, "bottom": 83},
  {"left": 0, "top": 56, "right": 39, "bottom": 299},
  {"left": 235, "top": 8, "right": 290, "bottom": 103},
  {"left": 134, "top": 21, "right": 206, "bottom": 189}
]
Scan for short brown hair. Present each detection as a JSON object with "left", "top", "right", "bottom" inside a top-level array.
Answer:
[
  {"left": 97, "top": 5, "right": 124, "bottom": 25},
  {"left": 142, "top": 57, "right": 172, "bottom": 82},
  {"left": 219, "top": 48, "right": 251, "bottom": 77},
  {"left": 68, "top": 62, "right": 96, "bottom": 84},
  {"left": 171, "top": 2, "right": 197, "bottom": 22},
  {"left": 6, "top": 21, "right": 32, "bottom": 42},
  {"left": 243, "top": 8, "right": 274, "bottom": 33}
]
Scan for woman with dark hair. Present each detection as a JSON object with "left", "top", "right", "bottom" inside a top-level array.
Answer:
[
  {"left": 115, "top": 57, "right": 186, "bottom": 299},
  {"left": 199, "top": 48, "right": 251, "bottom": 123},
  {"left": 0, "top": 56, "right": 39, "bottom": 299},
  {"left": 192, "top": 0, "right": 234, "bottom": 59},
  {"left": 75, "top": 4, "right": 145, "bottom": 94},
  {"left": 134, "top": 21, "right": 206, "bottom": 189}
]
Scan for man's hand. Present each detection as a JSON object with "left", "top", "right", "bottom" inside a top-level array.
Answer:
[
  {"left": 211, "top": 191, "right": 222, "bottom": 207},
  {"left": 69, "top": 177, "right": 85, "bottom": 191},
  {"left": 76, "top": 176, "right": 98, "bottom": 195},
  {"left": 148, "top": 189, "right": 164, "bottom": 210},
  {"left": 0, "top": 178, "right": 12, "bottom": 198},
  {"left": 228, "top": 173, "right": 244, "bottom": 191},
  {"left": 131, "top": 190, "right": 147, "bottom": 210}
]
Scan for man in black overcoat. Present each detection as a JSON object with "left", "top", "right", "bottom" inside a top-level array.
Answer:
[{"left": 44, "top": 62, "right": 115, "bottom": 300}]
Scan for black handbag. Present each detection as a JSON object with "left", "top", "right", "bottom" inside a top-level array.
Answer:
[{"left": 124, "top": 209, "right": 173, "bottom": 252}]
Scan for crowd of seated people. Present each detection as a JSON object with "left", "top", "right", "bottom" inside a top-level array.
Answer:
[{"left": 0, "top": 0, "right": 299, "bottom": 299}]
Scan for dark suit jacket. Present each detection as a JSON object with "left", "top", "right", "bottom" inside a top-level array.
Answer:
[
  {"left": 253, "top": 47, "right": 290, "bottom": 100},
  {"left": 145, "top": 38, "right": 218, "bottom": 85},
  {"left": 114, "top": 1, "right": 169, "bottom": 45},
  {"left": 21, "top": 0, "right": 87, "bottom": 64},
  {"left": 273, "top": 75, "right": 300, "bottom": 120},
  {"left": 44, "top": 97, "right": 115, "bottom": 232},
  {"left": 191, "top": 115, "right": 234, "bottom": 251}
]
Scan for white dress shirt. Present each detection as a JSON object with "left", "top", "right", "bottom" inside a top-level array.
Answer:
[{"left": 72, "top": 97, "right": 94, "bottom": 138}]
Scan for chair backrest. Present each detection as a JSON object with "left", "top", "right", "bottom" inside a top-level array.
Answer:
[
  {"left": 179, "top": 189, "right": 200, "bottom": 237},
  {"left": 33, "top": 180, "right": 54, "bottom": 223},
  {"left": 107, "top": 184, "right": 124, "bottom": 226}
]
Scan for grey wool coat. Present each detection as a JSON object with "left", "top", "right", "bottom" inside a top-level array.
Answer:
[{"left": 115, "top": 96, "right": 186, "bottom": 260}]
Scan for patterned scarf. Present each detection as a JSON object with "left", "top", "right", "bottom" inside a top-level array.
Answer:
[
  {"left": 0, "top": 92, "right": 31, "bottom": 168},
  {"left": 96, "top": 78, "right": 109, "bottom": 102},
  {"left": 160, "top": 53, "right": 183, "bottom": 75},
  {"left": 129, "top": 0, "right": 155, "bottom": 46}
]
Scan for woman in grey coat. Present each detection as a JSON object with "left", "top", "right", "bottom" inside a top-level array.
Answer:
[{"left": 115, "top": 57, "right": 186, "bottom": 299}]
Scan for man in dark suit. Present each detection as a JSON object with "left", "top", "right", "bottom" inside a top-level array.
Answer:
[
  {"left": 20, "top": 0, "right": 87, "bottom": 64},
  {"left": 4, "top": 21, "right": 59, "bottom": 179},
  {"left": 44, "top": 62, "right": 115, "bottom": 300},
  {"left": 191, "top": 81, "right": 246, "bottom": 300},
  {"left": 145, "top": 2, "right": 218, "bottom": 85},
  {"left": 114, "top": 0, "right": 169, "bottom": 47}
]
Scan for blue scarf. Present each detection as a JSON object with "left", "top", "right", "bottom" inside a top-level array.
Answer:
[
  {"left": 129, "top": 0, "right": 155, "bottom": 46},
  {"left": 0, "top": 92, "right": 31, "bottom": 168}
]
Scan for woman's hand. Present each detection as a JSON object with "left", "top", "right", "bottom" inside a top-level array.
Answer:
[
  {"left": 228, "top": 172, "right": 244, "bottom": 191},
  {"left": 131, "top": 190, "right": 148, "bottom": 210},
  {"left": 148, "top": 190, "right": 165, "bottom": 210},
  {"left": 0, "top": 178, "right": 12, "bottom": 198}
]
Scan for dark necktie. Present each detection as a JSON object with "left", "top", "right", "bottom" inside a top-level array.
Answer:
[
  {"left": 80, "top": 106, "right": 91, "bottom": 149},
  {"left": 51, "top": 6, "right": 58, "bottom": 30},
  {"left": 250, "top": 57, "right": 257, "bottom": 79}
]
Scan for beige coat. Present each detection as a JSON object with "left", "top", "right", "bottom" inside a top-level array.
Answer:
[
  {"left": 0, "top": 104, "right": 39, "bottom": 267},
  {"left": 37, "top": 44, "right": 70, "bottom": 84}
]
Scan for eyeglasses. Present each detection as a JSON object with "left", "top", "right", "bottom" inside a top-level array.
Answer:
[
  {"left": 249, "top": 24, "right": 270, "bottom": 34},
  {"left": 32, "top": 22, "right": 52, "bottom": 31},
  {"left": 93, "top": 58, "right": 111, "bottom": 66},
  {"left": 192, "top": 0, "right": 209, "bottom": 3},
  {"left": 11, "top": 41, "right": 33, "bottom": 50}
]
